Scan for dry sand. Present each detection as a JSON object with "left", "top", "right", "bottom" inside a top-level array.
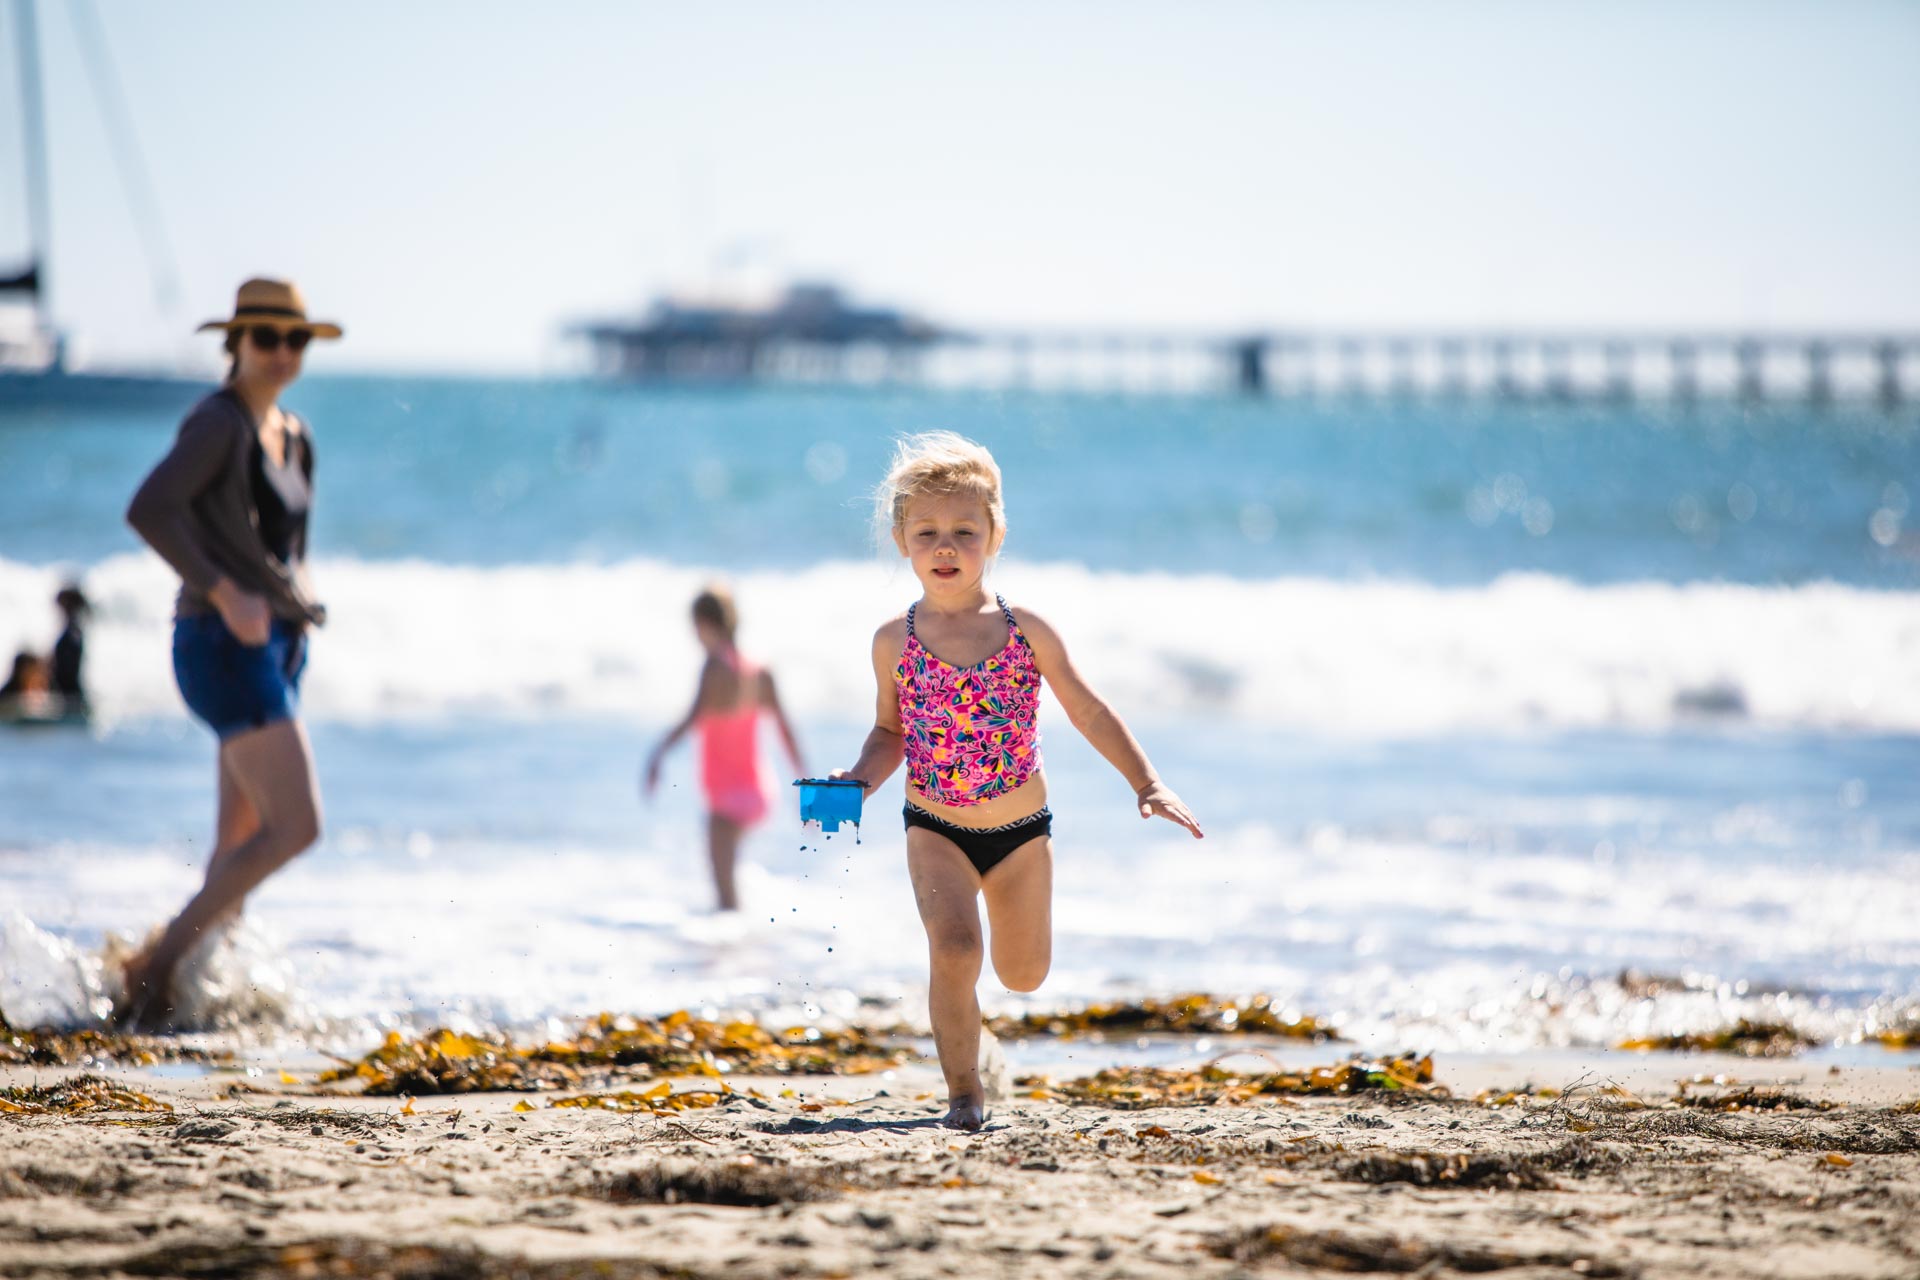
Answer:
[{"left": 3, "top": 1052, "right": 1918, "bottom": 1279}]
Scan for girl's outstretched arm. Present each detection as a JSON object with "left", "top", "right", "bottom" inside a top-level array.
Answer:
[
  {"left": 643, "top": 659, "right": 722, "bottom": 797},
  {"left": 1017, "top": 608, "right": 1204, "bottom": 838},
  {"left": 833, "top": 620, "right": 909, "bottom": 795},
  {"left": 760, "top": 669, "right": 807, "bottom": 777}
]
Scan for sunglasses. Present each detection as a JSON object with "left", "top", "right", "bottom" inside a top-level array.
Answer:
[{"left": 248, "top": 326, "right": 313, "bottom": 354}]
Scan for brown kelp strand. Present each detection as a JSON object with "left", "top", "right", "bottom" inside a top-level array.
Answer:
[
  {"left": 1616, "top": 1020, "right": 1820, "bottom": 1057},
  {"left": 1206, "top": 1224, "right": 1632, "bottom": 1276},
  {"left": 1337, "top": 1138, "right": 1626, "bottom": 1190},
  {"left": 1676, "top": 1085, "right": 1838, "bottom": 1113},
  {"left": 592, "top": 1158, "right": 866, "bottom": 1207},
  {"left": 987, "top": 993, "right": 1338, "bottom": 1041},
  {"left": 0, "top": 1025, "right": 230, "bottom": 1069},
  {"left": 316, "top": 1029, "right": 579, "bottom": 1095},
  {"left": 0, "top": 1074, "right": 173, "bottom": 1116},
  {"left": 1017, "top": 1056, "right": 1437, "bottom": 1108},
  {"left": 550, "top": 1083, "right": 731, "bottom": 1114},
  {"left": 1474, "top": 1084, "right": 1563, "bottom": 1108},
  {"left": 1475, "top": 1082, "right": 1652, "bottom": 1115},
  {"left": 318, "top": 1012, "right": 914, "bottom": 1095},
  {"left": 544, "top": 1011, "right": 912, "bottom": 1076}
]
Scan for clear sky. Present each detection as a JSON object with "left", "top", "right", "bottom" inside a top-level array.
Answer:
[{"left": 3, "top": 0, "right": 1917, "bottom": 372}]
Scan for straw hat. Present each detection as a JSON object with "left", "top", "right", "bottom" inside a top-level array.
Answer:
[{"left": 196, "top": 278, "right": 343, "bottom": 338}]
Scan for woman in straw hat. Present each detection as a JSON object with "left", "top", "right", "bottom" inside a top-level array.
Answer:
[{"left": 120, "top": 278, "right": 342, "bottom": 1028}]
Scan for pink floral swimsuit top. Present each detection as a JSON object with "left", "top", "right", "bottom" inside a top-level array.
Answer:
[{"left": 895, "top": 595, "right": 1043, "bottom": 807}]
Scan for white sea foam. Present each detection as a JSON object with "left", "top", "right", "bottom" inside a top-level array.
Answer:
[
  {"left": 4, "top": 822, "right": 1916, "bottom": 1050},
  {"left": 3, "top": 553, "right": 1915, "bottom": 735}
]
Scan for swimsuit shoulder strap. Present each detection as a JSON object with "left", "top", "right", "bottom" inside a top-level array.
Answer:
[
  {"left": 995, "top": 594, "right": 1018, "bottom": 633},
  {"left": 905, "top": 602, "right": 917, "bottom": 639}
]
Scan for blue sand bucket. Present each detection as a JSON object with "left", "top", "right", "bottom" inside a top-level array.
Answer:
[{"left": 794, "top": 778, "right": 866, "bottom": 832}]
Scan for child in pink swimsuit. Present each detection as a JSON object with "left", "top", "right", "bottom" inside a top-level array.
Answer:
[
  {"left": 645, "top": 585, "right": 805, "bottom": 912},
  {"left": 833, "top": 432, "right": 1203, "bottom": 1129}
]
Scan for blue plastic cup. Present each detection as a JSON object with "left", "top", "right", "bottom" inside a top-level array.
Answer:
[{"left": 794, "top": 778, "right": 866, "bottom": 832}]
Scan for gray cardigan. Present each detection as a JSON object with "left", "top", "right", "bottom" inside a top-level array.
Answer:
[{"left": 127, "top": 387, "right": 327, "bottom": 627}]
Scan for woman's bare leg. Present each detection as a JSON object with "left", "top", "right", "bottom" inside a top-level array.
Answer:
[
  {"left": 707, "top": 814, "right": 743, "bottom": 912},
  {"left": 981, "top": 836, "right": 1053, "bottom": 993},
  {"left": 907, "top": 827, "right": 988, "bottom": 1129},
  {"left": 118, "top": 717, "right": 321, "bottom": 1028},
  {"left": 202, "top": 751, "right": 262, "bottom": 927}
]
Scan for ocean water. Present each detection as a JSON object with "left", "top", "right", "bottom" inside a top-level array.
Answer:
[{"left": 1, "top": 379, "right": 1916, "bottom": 1056}]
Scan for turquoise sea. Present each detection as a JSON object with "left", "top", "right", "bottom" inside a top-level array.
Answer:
[{"left": 2, "top": 380, "right": 1916, "bottom": 1056}]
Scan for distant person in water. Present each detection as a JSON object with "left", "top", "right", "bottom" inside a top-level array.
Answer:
[
  {"left": 643, "top": 585, "right": 806, "bottom": 912},
  {"left": 0, "top": 585, "right": 92, "bottom": 723},
  {"left": 0, "top": 651, "right": 54, "bottom": 720},
  {"left": 832, "top": 432, "right": 1203, "bottom": 1130},
  {"left": 51, "top": 583, "right": 90, "bottom": 705},
  {"left": 119, "top": 278, "right": 342, "bottom": 1029}
]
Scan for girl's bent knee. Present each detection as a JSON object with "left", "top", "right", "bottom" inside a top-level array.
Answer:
[{"left": 995, "top": 960, "right": 1051, "bottom": 993}]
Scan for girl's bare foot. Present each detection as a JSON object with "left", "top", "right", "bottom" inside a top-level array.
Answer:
[{"left": 942, "top": 1097, "right": 988, "bottom": 1131}]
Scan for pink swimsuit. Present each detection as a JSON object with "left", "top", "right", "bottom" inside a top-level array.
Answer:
[
  {"left": 894, "top": 595, "right": 1042, "bottom": 807},
  {"left": 698, "top": 652, "right": 768, "bottom": 826}
]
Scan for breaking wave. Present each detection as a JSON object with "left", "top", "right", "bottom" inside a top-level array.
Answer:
[{"left": 4, "top": 553, "right": 1915, "bottom": 735}]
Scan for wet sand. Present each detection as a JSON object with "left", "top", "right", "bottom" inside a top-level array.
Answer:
[{"left": 3, "top": 1052, "right": 1917, "bottom": 1278}]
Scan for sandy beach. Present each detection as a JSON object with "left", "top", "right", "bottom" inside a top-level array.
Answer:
[{"left": 4, "top": 1043, "right": 1918, "bottom": 1279}]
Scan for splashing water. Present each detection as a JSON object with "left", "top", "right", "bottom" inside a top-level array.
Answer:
[
  {"left": 1, "top": 910, "right": 306, "bottom": 1032},
  {"left": 0, "top": 910, "right": 112, "bottom": 1026}
]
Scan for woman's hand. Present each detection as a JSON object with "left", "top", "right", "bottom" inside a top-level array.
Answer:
[
  {"left": 1137, "top": 781, "right": 1204, "bottom": 838},
  {"left": 209, "top": 578, "right": 271, "bottom": 646}
]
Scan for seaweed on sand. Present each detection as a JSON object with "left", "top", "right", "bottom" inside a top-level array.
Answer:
[
  {"left": 595, "top": 1157, "right": 862, "bottom": 1206},
  {"left": 317, "top": 1011, "right": 914, "bottom": 1096},
  {"left": 1676, "top": 1084, "right": 1837, "bottom": 1113},
  {"left": 1018, "top": 1055, "right": 1438, "bottom": 1109},
  {"left": 1336, "top": 1138, "right": 1626, "bottom": 1190},
  {"left": 0, "top": 1073, "right": 172, "bottom": 1117},
  {"left": 987, "top": 993, "right": 1338, "bottom": 1042},
  {"left": 546, "top": 1010, "right": 911, "bottom": 1075},
  {"left": 1206, "top": 1224, "right": 1633, "bottom": 1276},
  {"left": 1474, "top": 1083, "right": 1563, "bottom": 1108},
  {"left": 1615, "top": 1020, "right": 1818, "bottom": 1057},
  {"left": 56, "top": 1239, "right": 707, "bottom": 1279},
  {"left": 0, "top": 1023, "right": 228, "bottom": 1069},
  {"left": 550, "top": 1082, "right": 731, "bottom": 1114},
  {"left": 315, "top": 1029, "right": 578, "bottom": 1096}
]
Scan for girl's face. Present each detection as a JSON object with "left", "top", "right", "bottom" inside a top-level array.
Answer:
[
  {"left": 894, "top": 491, "right": 1003, "bottom": 600},
  {"left": 692, "top": 617, "right": 728, "bottom": 653}
]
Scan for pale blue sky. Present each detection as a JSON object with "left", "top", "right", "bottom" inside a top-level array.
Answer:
[{"left": 4, "top": 1, "right": 1917, "bottom": 371}]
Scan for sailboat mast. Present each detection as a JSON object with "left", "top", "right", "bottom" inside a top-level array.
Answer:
[{"left": 13, "top": 0, "right": 51, "bottom": 331}]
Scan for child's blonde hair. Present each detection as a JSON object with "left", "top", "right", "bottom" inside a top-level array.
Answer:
[{"left": 876, "top": 431, "right": 1007, "bottom": 543}]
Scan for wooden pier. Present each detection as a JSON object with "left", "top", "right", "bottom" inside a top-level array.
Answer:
[
  {"left": 949, "top": 328, "right": 1920, "bottom": 407},
  {"left": 574, "top": 293, "right": 1918, "bottom": 406}
]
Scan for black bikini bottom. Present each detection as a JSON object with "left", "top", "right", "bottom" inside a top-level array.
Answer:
[{"left": 903, "top": 803, "right": 1052, "bottom": 877}]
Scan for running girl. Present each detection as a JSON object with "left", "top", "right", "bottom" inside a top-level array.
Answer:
[
  {"left": 833, "top": 432, "right": 1203, "bottom": 1129},
  {"left": 645, "top": 585, "right": 805, "bottom": 912}
]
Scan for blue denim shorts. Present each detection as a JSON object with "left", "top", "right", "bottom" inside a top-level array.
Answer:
[{"left": 172, "top": 614, "right": 307, "bottom": 740}]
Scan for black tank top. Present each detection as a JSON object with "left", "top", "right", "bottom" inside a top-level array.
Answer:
[{"left": 251, "top": 429, "right": 311, "bottom": 564}]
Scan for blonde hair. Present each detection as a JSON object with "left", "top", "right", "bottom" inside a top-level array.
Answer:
[
  {"left": 690, "top": 583, "right": 738, "bottom": 639},
  {"left": 876, "top": 431, "right": 1007, "bottom": 543}
]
